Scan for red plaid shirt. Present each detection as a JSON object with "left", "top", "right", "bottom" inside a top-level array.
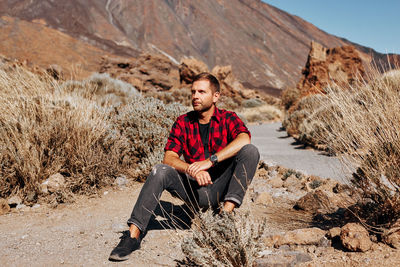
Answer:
[{"left": 164, "top": 107, "right": 251, "bottom": 164}]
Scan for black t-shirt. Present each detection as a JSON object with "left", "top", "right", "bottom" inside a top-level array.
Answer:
[{"left": 198, "top": 122, "right": 210, "bottom": 159}]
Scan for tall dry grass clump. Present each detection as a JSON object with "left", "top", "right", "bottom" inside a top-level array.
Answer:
[
  {"left": 306, "top": 65, "right": 400, "bottom": 230},
  {"left": 0, "top": 68, "right": 127, "bottom": 202},
  {"left": 0, "top": 68, "right": 185, "bottom": 203}
]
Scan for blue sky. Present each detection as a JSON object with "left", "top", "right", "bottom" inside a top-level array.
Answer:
[{"left": 263, "top": 0, "right": 400, "bottom": 54}]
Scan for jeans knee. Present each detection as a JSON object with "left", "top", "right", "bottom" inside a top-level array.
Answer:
[
  {"left": 238, "top": 144, "right": 260, "bottom": 162},
  {"left": 148, "top": 164, "right": 176, "bottom": 185}
]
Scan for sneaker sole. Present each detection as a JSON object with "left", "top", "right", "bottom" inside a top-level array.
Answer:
[{"left": 108, "top": 254, "right": 129, "bottom": 261}]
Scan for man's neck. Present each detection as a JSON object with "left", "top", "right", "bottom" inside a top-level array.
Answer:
[{"left": 197, "top": 105, "right": 215, "bottom": 124}]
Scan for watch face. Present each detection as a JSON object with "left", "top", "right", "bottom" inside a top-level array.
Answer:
[{"left": 210, "top": 154, "right": 218, "bottom": 163}]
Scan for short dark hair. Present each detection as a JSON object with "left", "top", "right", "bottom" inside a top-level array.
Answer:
[{"left": 192, "top": 72, "right": 220, "bottom": 93}]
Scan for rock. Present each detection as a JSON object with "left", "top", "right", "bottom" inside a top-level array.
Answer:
[
  {"left": 327, "top": 227, "right": 342, "bottom": 239},
  {"left": 8, "top": 195, "right": 22, "bottom": 207},
  {"left": 179, "top": 57, "right": 209, "bottom": 85},
  {"left": 0, "top": 198, "right": 10, "bottom": 215},
  {"left": 340, "top": 223, "right": 372, "bottom": 252},
  {"left": 253, "top": 192, "right": 274, "bottom": 205},
  {"left": 115, "top": 175, "right": 128, "bottom": 187},
  {"left": 283, "top": 175, "right": 303, "bottom": 193},
  {"left": 273, "top": 227, "right": 327, "bottom": 247},
  {"left": 267, "top": 176, "right": 284, "bottom": 188},
  {"left": 383, "top": 231, "right": 400, "bottom": 249},
  {"left": 293, "top": 189, "right": 353, "bottom": 213},
  {"left": 254, "top": 250, "right": 312, "bottom": 267},
  {"left": 100, "top": 53, "right": 180, "bottom": 92},
  {"left": 46, "top": 173, "right": 65, "bottom": 193},
  {"left": 25, "top": 191, "right": 37, "bottom": 203}
]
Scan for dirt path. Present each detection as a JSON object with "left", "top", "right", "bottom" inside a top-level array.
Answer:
[{"left": 249, "top": 122, "right": 350, "bottom": 182}]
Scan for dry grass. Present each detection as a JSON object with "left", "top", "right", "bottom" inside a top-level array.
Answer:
[
  {"left": 239, "top": 103, "right": 282, "bottom": 124},
  {"left": 0, "top": 68, "right": 184, "bottom": 203},
  {"left": 303, "top": 65, "right": 400, "bottom": 230}
]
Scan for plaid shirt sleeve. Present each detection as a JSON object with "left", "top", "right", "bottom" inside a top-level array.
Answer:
[
  {"left": 164, "top": 118, "right": 184, "bottom": 156},
  {"left": 227, "top": 112, "right": 251, "bottom": 140}
]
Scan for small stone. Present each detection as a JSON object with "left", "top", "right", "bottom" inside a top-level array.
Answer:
[
  {"left": 103, "top": 191, "right": 109, "bottom": 195},
  {"left": 327, "top": 227, "right": 342, "bottom": 239},
  {"left": 115, "top": 175, "right": 128, "bottom": 187},
  {"left": 340, "top": 223, "right": 372, "bottom": 252},
  {"left": 25, "top": 191, "right": 37, "bottom": 203},
  {"left": 253, "top": 192, "right": 274, "bottom": 205},
  {"left": 284, "top": 175, "right": 303, "bottom": 193},
  {"left": 32, "top": 204, "right": 41, "bottom": 209},
  {"left": 274, "top": 227, "right": 326, "bottom": 247},
  {"left": 267, "top": 176, "right": 283, "bottom": 188},
  {"left": 0, "top": 198, "right": 11, "bottom": 215},
  {"left": 47, "top": 173, "right": 65, "bottom": 192},
  {"left": 383, "top": 231, "right": 400, "bottom": 249},
  {"left": 8, "top": 196, "right": 22, "bottom": 207}
]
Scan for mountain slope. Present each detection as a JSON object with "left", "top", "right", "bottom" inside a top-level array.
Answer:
[{"left": 0, "top": 0, "right": 393, "bottom": 91}]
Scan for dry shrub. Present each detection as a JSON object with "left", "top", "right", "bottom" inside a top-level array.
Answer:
[
  {"left": 112, "top": 97, "right": 186, "bottom": 179},
  {"left": 239, "top": 104, "right": 282, "bottom": 124},
  {"left": 61, "top": 72, "right": 139, "bottom": 106},
  {"left": 0, "top": 68, "right": 185, "bottom": 202},
  {"left": 0, "top": 68, "right": 126, "bottom": 202},
  {"left": 281, "top": 86, "right": 301, "bottom": 110},
  {"left": 306, "top": 65, "right": 400, "bottom": 230},
  {"left": 180, "top": 209, "right": 266, "bottom": 267}
]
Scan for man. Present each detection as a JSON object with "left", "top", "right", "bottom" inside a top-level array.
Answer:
[{"left": 109, "top": 72, "right": 260, "bottom": 261}]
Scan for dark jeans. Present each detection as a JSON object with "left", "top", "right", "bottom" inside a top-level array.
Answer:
[{"left": 127, "top": 144, "right": 260, "bottom": 232}]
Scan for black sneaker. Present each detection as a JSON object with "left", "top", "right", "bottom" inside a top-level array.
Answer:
[{"left": 109, "top": 230, "right": 141, "bottom": 261}]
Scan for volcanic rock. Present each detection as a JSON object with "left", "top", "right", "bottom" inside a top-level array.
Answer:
[
  {"left": 253, "top": 192, "right": 274, "bottom": 205},
  {"left": 265, "top": 227, "right": 327, "bottom": 247},
  {"left": 99, "top": 53, "right": 180, "bottom": 92},
  {"left": 340, "top": 223, "right": 372, "bottom": 252}
]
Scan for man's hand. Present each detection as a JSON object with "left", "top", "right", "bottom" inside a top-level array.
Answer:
[
  {"left": 193, "top": 170, "right": 213, "bottom": 186},
  {"left": 186, "top": 159, "right": 213, "bottom": 178}
]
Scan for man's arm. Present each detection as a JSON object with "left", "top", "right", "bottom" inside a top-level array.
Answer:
[
  {"left": 186, "top": 132, "right": 250, "bottom": 177},
  {"left": 163, "top": 150, "right": 189, "bottom": 173},
  {"left": 163, "top": 150, "right": 213, "bottom": 186}
]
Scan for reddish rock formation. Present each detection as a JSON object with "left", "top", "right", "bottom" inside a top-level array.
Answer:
[
  {"left": 99, "top": 53, "right": 180, "bottom": 92},
  {"left": 297, "top": 41, "right": 365, "bottom": 97}
]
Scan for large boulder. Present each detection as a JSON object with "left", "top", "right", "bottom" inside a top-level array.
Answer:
[{"left": 340, "top": 223, "right": 372, "bottom": 252}]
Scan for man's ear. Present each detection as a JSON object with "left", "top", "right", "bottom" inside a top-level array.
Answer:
[{"left": 213, "top": 91, "right": 220, "bottom": 103}]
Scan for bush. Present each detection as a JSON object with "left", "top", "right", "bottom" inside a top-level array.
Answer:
[
  {"left": 180, "top": 209, "right": 266, "bottom": 267},
  {"left": 113, "top": 97, "right": 186, "bottom": 179},
  {"left": 307, "top": 65, "right": 400, "bottom": 231},
  {"left": 0, "top": 68, "right": 185, "bottom": 202},
  {"left": 0, "top": 68, "right": 127, "bottom": 202}
]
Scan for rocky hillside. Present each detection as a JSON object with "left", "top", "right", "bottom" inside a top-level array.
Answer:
[{"left": 0, "top": 0, "right": 396, "bottom": 93}]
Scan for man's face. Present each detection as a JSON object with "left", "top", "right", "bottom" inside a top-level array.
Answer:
[{"left": 191, "top": 80, "right": 220, "bottom": 112}]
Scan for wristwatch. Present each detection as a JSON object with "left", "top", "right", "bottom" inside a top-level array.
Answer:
[{"left": 210, "top": 154, "right": 218, "bottom": 166}]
